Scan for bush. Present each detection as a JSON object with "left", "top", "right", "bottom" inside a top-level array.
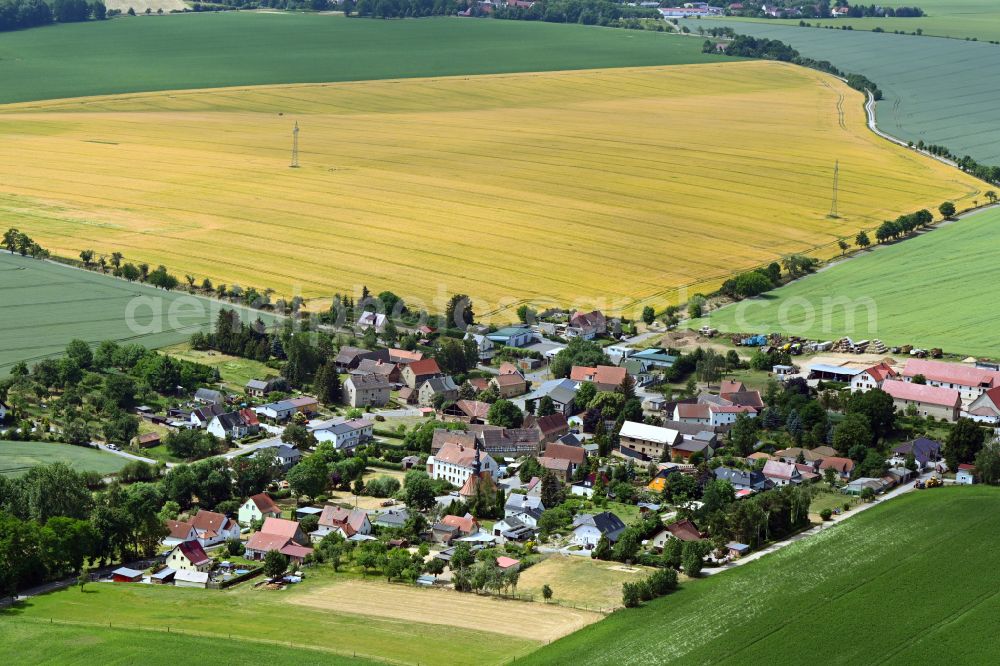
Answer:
[
  {"left": 226, "top": 539, "right": 245, "bottom": 556},
  {"left": 366, "top": 475, "right": 401, "bottom": 498},
  {"left": 622, "top": 582, "right": 641, "bottom": 608},
  {"left": 820, "top": 508, "right": 833, "bottom": 521}
]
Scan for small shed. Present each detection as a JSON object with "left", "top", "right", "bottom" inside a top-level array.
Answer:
[
  {"left": 174, "top": 569, "right": 210, "bottom": 589},
  {"left": 956, "top": 464, "right": 976, "bottom": 485},
  {"left": 112, "top": 567, "right": 144, "bottom": 583},
  {"left": 726, "top": 542, "right": 750, "bottom": 559},
  {"left": 150, "top": 567, "right": 176, "bottom": 585}
]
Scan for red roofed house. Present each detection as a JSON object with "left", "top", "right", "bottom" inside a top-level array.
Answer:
[
  {"left": 164, "top": 519, "right": 198, "bottom": 547},
  {"left": 566, "top": 310, "right": 607, "bottom": 340},
  {"left": 652, "top": 519, "right": 704, "bottom": 549},
  {"left": 674, "top": 403, "right": 711, "bottom": 424},
  {"left": 963, "top": 386, "right": 1000, "bottom": 424},
  {"left": 819, "top": 456, "right": 856, "bottom": 480},
  {"left": 238, "top": 492, "right": 282, "bottom": 526},
  {"left": 444, "top": 399, "right": 491, "bottom": 424},
  {"left": 440, "top": 513, "right": 480, "bottom": 536},
  {"left": 882, "top": 379, "right": 961, "bottom": 422},
  {"left": 427, "top": 442, "right": 499, "bottom": 487},
  {"left": 761, "top": 460, "right": 803, "bottom": 486},
  {"left": 312, "top": 506, "right": 372, "bottom": 541},
  {"left": 527, "top": 412, "right": 569, "bottom": 443},
  {"left": 850, "top": 362, "right": 898, "bottom": 392},
  {"left": 489, "top": 372, "right": 528, "bottom": 398},
  {"left": 719, "top": 380, "right": 746, "bottom": 394},
  {"left": 246, "top": 517, "right": 313, "bottom": 564},
  {"left": 539, "top": 456, "right": 573, "bottom": 482},
  {"left": 402, "top": 358, "right": 443, "bottom": 389},
  {"left": 570, "top": 365, "right": 627, "bottom": 392},
  {"left": 167, "top": 539, "right": 212, "bottom": 573},
  {"left": 190, "top": 509, "right": 241, "bottom": 546}
]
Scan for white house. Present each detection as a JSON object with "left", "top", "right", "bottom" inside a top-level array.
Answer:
[
  {"left": 189, "top": 510, "right": 241, "bottom": 547},
  {"left": 254, "top": 400, "right": 297, "bottom": 422},
  {"left": 312, "top": 418, "right": 375, "bottom": 451},
  {"left": 357, "top": 311, "right": 387, "bottom": 332},
  {"left": 570, "top": 512, "right": 626, "bottom": 548},
  {"left": 311, "top": 506, "right": 373, "bottom": 542},
  {"left": 850, "top": 362, "right": 898, "bottom": 392},
  {"left": 427, "top": 442, "right": 498, "bottom": 488},
  {"left": 166, "top": 540, "right": 212, "bottom": 573},
  {"left": 956, "top": 464, "right": 976, "bottom": 485},
  {"left": 618, "top": 421, "right": 681, "bottom": 461},
  {"left": 207, "top": 410, "right": 259, "bottom": 440},
  {"left": 238, "top": 493, "right": 282, "bottom": 526},
  {"left": 465, "top": 333, "right": 496, "bottom": 362}
]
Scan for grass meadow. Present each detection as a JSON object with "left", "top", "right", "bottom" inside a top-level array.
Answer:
[
  {"left": 698, "top": 207, "right": 1000, "bottom": 357},
  {"left": 0, "top": 440, "right": 128, "bottom": 477},
  {"left": 1, "top": 575, "right": 543, "bottom": 665},
  {"left": 523, "top": 486, "right": 1000, "bottom": 664},
  {"left": 690, "top": 19, "right": 1000, "bottom": 164},
  {"left": 0, "top": 62, "right": 980, "bottom": 316},
  {"left": 715, "top": 0, "right": 1000, "bottom": 42},
  {"left": 0, "top": 252, "right": 278, "bottom": 375},
  {"left": 0, "top": 13, "right": 726, "bottom": 104}
]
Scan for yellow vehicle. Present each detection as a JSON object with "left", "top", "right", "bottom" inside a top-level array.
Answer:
[{"left": 926, "top": 476, "right": 943, "bottom": 488}]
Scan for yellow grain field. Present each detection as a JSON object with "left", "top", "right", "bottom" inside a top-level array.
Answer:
[{"left": 0, "top": 61, "right": 982, "bottom": 317}]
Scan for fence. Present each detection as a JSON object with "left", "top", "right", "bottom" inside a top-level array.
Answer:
[{"left": 208, "top": 566, "right": 264, "bottom": 590}]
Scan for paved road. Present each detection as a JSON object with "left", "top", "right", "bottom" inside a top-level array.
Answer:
[
  {"left": 95, "top": 443, "right": 164, "bottom": 466},
  {"left": 220, "top": 435, "right": 285, "bottom": 460}
]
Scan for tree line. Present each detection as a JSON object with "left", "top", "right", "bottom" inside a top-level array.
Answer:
[
  {"left": 706, "top": 34, "right": 883, "bottom": 100},
  {"left": 0, "top": 0, "right": 106, "bottom": 32}
]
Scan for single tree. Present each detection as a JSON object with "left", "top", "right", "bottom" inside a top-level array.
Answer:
[
  {"left": 263, "top": 550, "right": 289, "bottom": 579},
  {"left": 938, "top": 201, "right": 956, "bottom": 219},
  {"left": 855, "top": 231, "right": 871, "bottom": 248}
]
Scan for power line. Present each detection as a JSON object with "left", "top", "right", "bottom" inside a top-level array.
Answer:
[
  {"left": 290, "top": 121, "right": 299, "bottom": 169},
  {"left": 827, "top": 160, "right": 839, "bottom": 219}
]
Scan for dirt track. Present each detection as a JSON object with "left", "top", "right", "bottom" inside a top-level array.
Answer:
[{"left": 286, "top": 580, "right": 602, "bottom": 642}]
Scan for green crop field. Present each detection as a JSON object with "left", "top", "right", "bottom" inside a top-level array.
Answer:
[
  {"left": 524, "top": 486, "right": 1000, "bottom": 665},
  {"left": 0, "top": 251, "right": 278, "bottom": 375},
  {"left": 715, "top": 0, "right": 1000, "bottom": 42},
  {"left": 0, "top": 13, "right": 727, "bottom": 104},
  {"left": 0, "top": 440, "right": 128, "bottom": 477},
  {"left": 1, "top": 577, "right": 538, "bottom": 665},
  {"left": 687, "top": 19, "right": 1000, "bottom": 163},
  {"left": 696, "top": 207, "right": 1000, "bottom": 357}
]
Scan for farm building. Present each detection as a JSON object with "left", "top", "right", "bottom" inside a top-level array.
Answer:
[
  {"left": 111, "top": 567, "right": 144, "bottom": 583},
  {"left": 956, "top": 464, "right": 977, "bottom": 485},
  {"left": 902, "top": 359, "right": 1000, "bottom": 405},
  {"left": 850, "top": 362, "right": 899, "bottom": 392},
  {"left": 882, "top": 380, "right": 961, "bottom": 422},
  {"left": 486, "top": 326, "right": 535, "bottom": 348},
  {"left": 963, "top": 387, "right": 1000, "bottom": 424}
]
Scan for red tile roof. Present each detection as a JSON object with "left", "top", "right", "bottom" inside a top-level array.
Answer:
[
  {"left": 433, "top": 442, "right": 479, "bottom": 468},
  {"left": 664, "top": 519, "right": 703, "bottom": 542},
  {"left": 407, "top": 358, "right": 442, "bottom": 377},
  {"left": 496, "top": 556, "right": 520, "bottom": 569},
  {"left": 191, "top": 510, "right": 232, "bottom": 535},
  {"left": 677, "top": 404, "right": 711, "bottom": 419},
  {"left": 246, "top": 532, "right": 292, "bottom": 553},
  {"left": 819, "top": 457, "right": 855, "bottom": 474},
  {"left": 902, "top": 359, "right": 1000, "bottom": 388},
  {"left": 440, "top": 513, "right": 478, "bottom": 535},
  {"left": 542, "top": 442, "right": 585, "bottom": 465},
  {"left": 177, "top": 539, "right": 211, "bottom": 566},
  {"left": 882, "top": 379, "right": 961, "bottom": 408},
  {"left": 166, "top": 520, "right": 195, "bottom": 540},
  {"left": 259, "top": 517, "right": 301, "bottom": 539},
  {"left": 248, "top": 493, "right": 280, "bottom": 515}
]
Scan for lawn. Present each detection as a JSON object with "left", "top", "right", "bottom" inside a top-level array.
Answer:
[
  {"left": 713, "top": 0, "right": 1000, "bottom": 42},
  {"left": 0, "top": 620, "right": 369, "bottom": 666},
  {"left": 696, "top": 207, "right": 1000, "bottom": 357},
  {"left": 0, "top": 251, "right": 279, "bottom": 375},
  {"left": 162, "top": 342, "right": 278, "bottom": 390},
  {"left": 2, "top": 579, "right": 540, "bottom": 665},
  {"left": 687, "top": 18, "right": 1000, "bottom": 164},
  {"left": 0, "top": 440, "right": 128, "bottom": 477},
  {"left": 517, "top": 555, "right": 653, "bottom": 611},
  {"left": 0, "top": 13, "right": 727, "bottom": 105},
  {"left": 523, "top": 486, "right": 1000, "bottom": 664},
  {"left": 0, "top": 62, "right": 980, "bottom": 317}
]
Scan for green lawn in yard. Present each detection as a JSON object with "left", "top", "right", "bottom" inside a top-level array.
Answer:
[
  {"left": 685, "top": 17, "right": 1000, "bottom": 164},
  {"left": 524, "top": 486, "right": 1000, "bottom": 664},
  {"left": 0, "top": 252, "right": 279, "bottom": 376},
  {"left": 695, "top": 208, "right": 1000, "bottom": 358},
  {"left": 2, "top": 580, "right": 537, "bottom": 665},
  {"left": 0, "top": 14, "right": 729, "bottom": 105},
  {"left": 808, "top": 487, "right": 856, "bottom": 517},
  {"left": 162, "top": 342, "right": 277, "bottom": 390},
  {"left": 0, "top": 440, "right": 127, "bottom": 477}
]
